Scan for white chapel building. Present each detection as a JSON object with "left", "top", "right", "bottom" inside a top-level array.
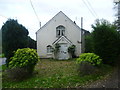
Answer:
[{"left": 36, "top": 11, "right": 88, "bottom": 60}]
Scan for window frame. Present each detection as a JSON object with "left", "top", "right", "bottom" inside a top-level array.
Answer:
[
  {"left": 56, "top": 25, "right": 65, "bottom": 37},
  {"left": 47, "top": 45, "right": 53, "bottom": 54}
]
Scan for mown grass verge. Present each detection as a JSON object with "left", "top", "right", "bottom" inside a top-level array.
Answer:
[{"left": 2, "top": 59, "right": 113, "bottom": 88}]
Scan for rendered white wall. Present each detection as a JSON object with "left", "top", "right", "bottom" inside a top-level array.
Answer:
[{"left": 36, "top": 12, "right": 82, "bottom": 58}]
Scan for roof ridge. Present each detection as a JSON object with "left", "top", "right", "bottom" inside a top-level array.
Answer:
[
  {"left": 36, "top": 11, "right": 89, "bottom": 34},
  {"left": 36, "top": 11, "right": 63, "bottom": 33}
]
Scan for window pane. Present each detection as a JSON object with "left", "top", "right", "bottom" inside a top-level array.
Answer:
[
  {"left": 47, "top": 46, "right": 52, "bottom": 53},
  {"left": 58, "top": 30, "right": 60, "bottom": 36},
  {"left": 56, "top": 25, "right": 65, "bottom": 37},
  {"left": 62, "top": 30, "right": 65, "bottom": 35}
]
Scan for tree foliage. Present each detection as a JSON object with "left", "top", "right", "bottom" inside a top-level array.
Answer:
[
  {"left": 85, "top": 34, "right": 94, "bottom": 53},
  {"left": 2, "top": 19, "right": 29, "bottom": 65},
  {"left": 92, "top": 19, "right": 120, "bottom": 65},
  {"left": 28, "top": 36, "right": 36, "bottom": 49},
  {"left": 2, "top": 19, "right": 29, "bottom": 57},
  {"left": 2, "top": 19, "right": 37, "bottom": 66}
]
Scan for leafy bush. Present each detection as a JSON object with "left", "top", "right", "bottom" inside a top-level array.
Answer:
[
  {"left": 0, "top": 54, "right": 5, "bottom": 58},
  {"left": 1, "top": 64, "right": 7, "bottom": 71},
  {"left": 76, "top": 53, "right": 102, "bottom": 66},
  {"left": 68, "top": 45, "right": 76, "bottom": 58},
  {"left": 8, "top": 48, "right": 39, "bottom": 79},
  {"left": 92, "top": 19, "right": 120, "bottom": 65},
  {"left": 54, "top": 43, "right": 60, "bottom": 53}
]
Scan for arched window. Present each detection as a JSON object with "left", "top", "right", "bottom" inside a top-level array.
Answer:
[
  {"left": 56, "top": 25, "right": 65, "bottom": 37},
  {"left": 47, "top": 45, "right": 53, "bottom": 53}
]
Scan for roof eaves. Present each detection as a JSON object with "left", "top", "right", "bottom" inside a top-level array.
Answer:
[
  {"left": 52, "top": 36, "right": 73, "bottom": 45},
  {"left": 36, "top": 11, "right": 62, "bottom": 34}
]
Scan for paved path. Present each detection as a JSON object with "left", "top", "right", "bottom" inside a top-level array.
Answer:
[{"left": 0, "top": 58, "right": 6, "bottom": 66}]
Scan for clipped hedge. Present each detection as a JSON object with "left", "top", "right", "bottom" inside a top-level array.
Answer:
[
  {"left": 76, "top": 53, "right": 102, "bottom": 66},
  {"left": 8, "top": 48, "right": 39, "bottom": 80}
]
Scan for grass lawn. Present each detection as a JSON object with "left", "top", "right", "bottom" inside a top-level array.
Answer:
[
  {"left": 0, "top": 54, "right": 5, "bottom": 58},
  {"left": 2, "top": 59, "right": 113, "bottom": 88}
]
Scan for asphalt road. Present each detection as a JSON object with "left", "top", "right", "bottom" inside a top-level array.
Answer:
[{"left": 0, "top": 58, "right": 6, "bottom": 66}]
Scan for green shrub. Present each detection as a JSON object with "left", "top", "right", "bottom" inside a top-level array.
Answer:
[
  {"left": 92, "top": 19, "right": 120, "bottom": 65},
  {"left": 1, "top": 64, "right": 7, "bottom": 71},
  {"left": 9, "top": 48, "right": 39, "bottom": 75},
  {"left": 0, "top": 54, "right": 5, "bottom": 58},
  {"left": 68, "top": 45, "right": 76, "bottom": 58},
  {"left": 76, "top": 53, "right": 102, "bottom": 66}
]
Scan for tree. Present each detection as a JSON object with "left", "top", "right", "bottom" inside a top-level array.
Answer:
[
  {"left": 92, "top": 19, "right": 120, "bottom": 65},
  {"left": 28, "top": 36, "right": 36, "bottom": 49},
  {"left": 2, "top": 19, "right": 29, "bottom": 66},
  {"left": 113, "top": 1, "right": 120, "bottom": 32},
  {"left": 84, "top": 34, "right": 94, "bottom": 53}
]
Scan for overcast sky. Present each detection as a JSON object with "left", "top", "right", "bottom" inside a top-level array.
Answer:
[{"left": 0, "top": 0, "right": 117, "bottom": 40}]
